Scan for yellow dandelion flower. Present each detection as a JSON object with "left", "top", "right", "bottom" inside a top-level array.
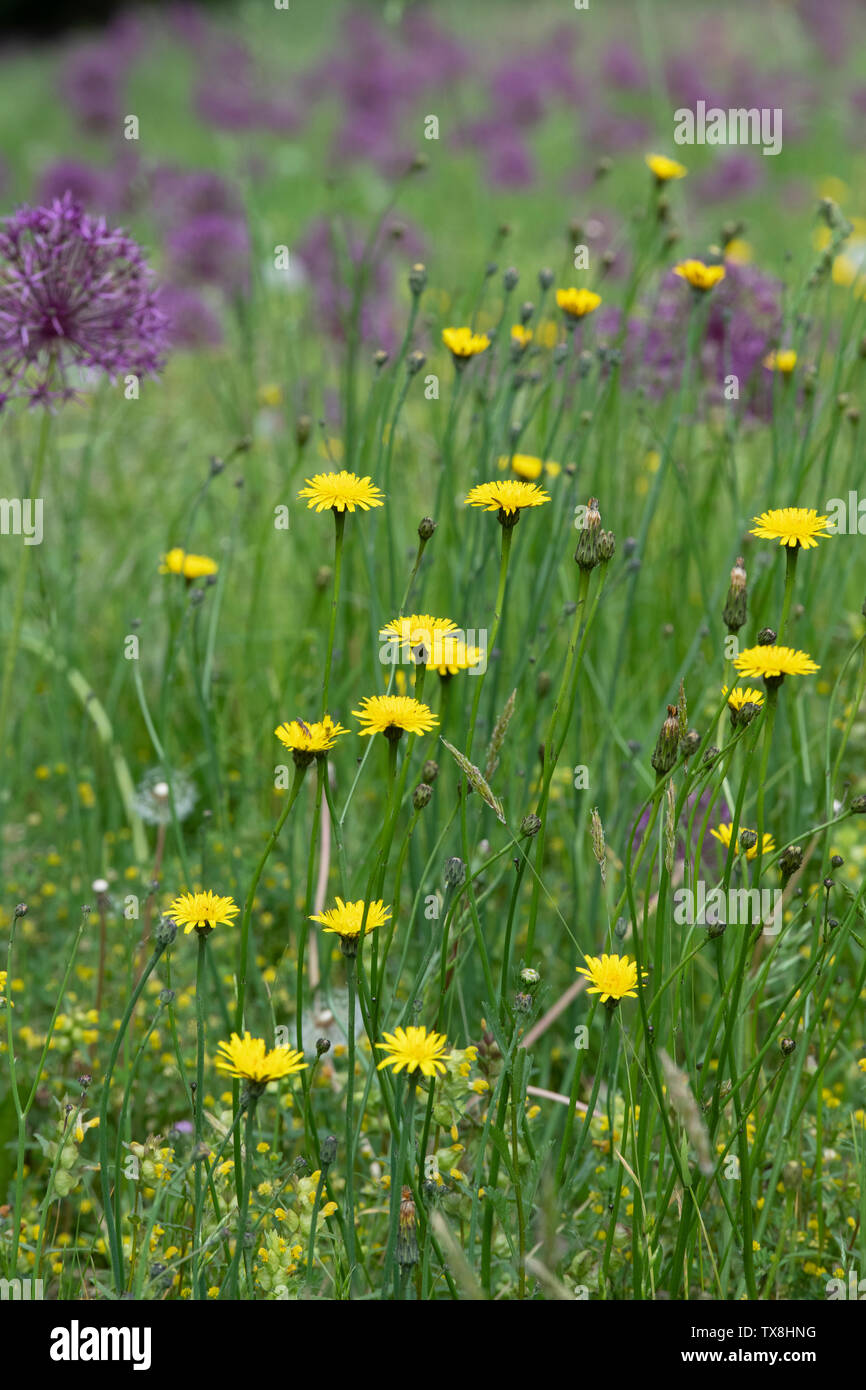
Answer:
[
  {"left": 723, "top": 686, "right": 765, "bottom": 713},
  {"left": 442, "top": 326, "right": 490, "bottom": 359},
  {"left": 379, "top": 613, "right": 458, "bottom": 664},
  {"left": 510, "top": 324, "right": 533, "bottom": 349},
  {"left": 214, "top": 1031, "right": 306, "bottom": 1086},
  {"left": 352, "top": 694, "right": 438, "bottom": 738},
  {"left": 710, "top": 823, "right": 776, "bottom": 861},
  {"left": 673, "top": 259, "right": 726, "bottom": 292},
  {"left": 763, "top": 350, "right": 797, "bottom": 374},
  {"left": 444, "top": 325, "right": 492, "bottom": 364},
  {"left": 555, "top": 287, "right": 602, "bottom": 319},
  {"left": 646, "top": 153, "right": 687, "bottom": 182},
  {"left": 428, "top": 634, "right": 483, "bottom": 676},
  {"left": 310, "top": 897, "right": 391, "bottom": 942},
  {"left": 733, "top": 645, "right": 819, "bottom": 680},
  {"left": 464, "top": 479, "right": 550, "bottom": 517},
  {"left": 297, "top": 471, "right": 384, "bottom": 513},
  {"left": 576, "top": 953, "right": 645, "bottom": 1004},
  {"left": 159, "top": 548, "right": 219, "bottom": 580},
  {"left": 376, "top": 1025, "right": 451, "bottom": 1078},
  {"left": 274, "top": 715, "right": 348, "bottom": 758},
  {"left": 165, "top": 890, "right": 240, "bottom": 936},
  {"left": 497, "top": 452, "right": 544, "bottom": 481},
  {"left": 750, "top": 507, "right": 832, "bottom": 549}
]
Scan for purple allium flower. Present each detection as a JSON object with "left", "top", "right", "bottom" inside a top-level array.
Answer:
[
  {"left": 0, "top": 194, "right": 167, "bottom": 410},
  {"left": 486, "top": 132, "right": 537, "bottom": 189},
  {"left": 59, "top": 33, "right": 139, "bottom": 135},
  {"left": 696, "top": 152, "right": 764, "bottom": 203},
  {"left": 624, "top": 261, "right": 783, "bottom": 420},
  {"left": 36, "top": 160, "right": 118, "bottom": 213},
  {"left": 296, "top": 215, "right": 424, "bottom": 351},
  {"left": 155, "top": 284, "right": 223, "bottom": 350},
  {"left": 166, "top": 213, "right": 251, "bottom": 296},
  {"left": 601, "top": 42, "right": 648, "bottom": 91},
  {"left": 149, "top": 167, "right": 242, "bottom": 229}
]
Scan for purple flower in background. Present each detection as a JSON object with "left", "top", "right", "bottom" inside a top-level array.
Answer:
[
  {"left": 696, "top": 152, "right": 764, "bottom": 203},
  {"left": 0, "top": 194, "right": 167, "bottom": 409},
  {"left": 166, "top": 213, "right": 251, "bottom": 296},
  {"left": 398, "top": 6, "right": 472, "bottom": 87},
  {"left": 36, "top": 160, "right": 118, "bottom": 213},
  {"left": 601, "top": 42, "right": 648, "bottom": 91},
  {"left": 626, "top": 261, "right": 783, "bottom": 419},
  {"left": 485, "top": 131, "right": 537, "bottom": 189},
  {"left": 60, "top": 43, "right": 125, "bottom": 133},
  {"left": 296, "top": 215, "right": 424, "bottom": 351},
  {"left": 155, "top": 284, "right": 223, "bottom": 350},
  {"left": 150, "top": 167, "right": 242, "bottom": 228}
]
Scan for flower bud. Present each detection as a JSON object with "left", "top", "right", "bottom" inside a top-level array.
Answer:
[
  {"left": 651, "top": 705, "right": 681, "bottom": 778},
  {"left": 321, "top": 1134, "right": 338, "bottom": 1166},
  {"left": 779, "top": 1036, "right": 796, "bottom": 1056},
  {"left": 154, "top": 915, "right": 177, "bottom": 949},
  {"left": 408, "top": 263, "right": 427, "bottom": 296},
  {"left": 519, "top": 967, "right": 541, "bottom": 992},
  {"left": 413, "top": 782, "right": 433, "bottom": 811},
  {"left": 444, "top": 857, "right": 466, "bottom": 887},
  {"left": 538, "top": 267, "right": 554, "bottom": 290},
  {"left": 521, "top": 813, "right": 542, "bottom": 838},
  {"left": 503, "top": 266, "right": 519, "bottom": 292},
  {"left": 574, "top": 498, "right": 602, "bottom": 571},
  {"left": 778, "top": 843, "right": 803, "bottom": 885},
  {"left": 422, "top": 759, "right": 439, "bottom": 783},
  {"left": 850, "top": 795, "right": 866, "bottom": 814},
  {"left": 407, "top": 350, "right": 426, "bottom": 375},
  {"left": 723, "top": 557, "right": 748, "bottom": 633},
  {"left": 418, "top": 516, "right": 436, "bottom": 542}
]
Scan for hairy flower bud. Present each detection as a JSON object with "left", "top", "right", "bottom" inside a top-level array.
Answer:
[
  {"left": 574, "top": 497, "right": 602, "bottom": 571},
  {"left": 651, "top": 705, "right": 681, "bottom": 778},
  {"left": 723, "top": 557, "right": 748, "bottom": 634},
  {"left": 413, "top": 782, "right": 433, "bottom": 811}
]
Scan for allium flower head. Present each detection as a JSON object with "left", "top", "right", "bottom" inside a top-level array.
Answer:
[
  {"left": 298, "top": 470, "right": 385, "bottom": 513},
  {"left": 442, "top": 325, "right": 490, "bottom": 359},
  {"left": 215, "top": 1032, "right": 306, "bottom": 1087},
  {"left": 0, "top": 193, "right": 167, "bottom": 409},
  {"left": 673, "top": 259, "right": 726, "bottom": 292},
  {"left": 376, "top": 1025, "right": 451, "bottom": 1077},
  {"left": 166, "top": 890, "right": 240, "bottom": 936},
  {"left": 465, "top": 479, "right": 550, "bottom": 517},
  {"left": 750, "top": 508, "right": 832, "bottom": 549},
  {"left": 353, "top": 694, "right": 438, "bottom": 739},
  {"left": 711, "top": 822, "right": 775, "bottom": 861},
  {"left": 646, "top": 153, "right": 687, "bottom": 182},
  {"left": 555, "top": 287, "right": 602, "bottom": 319},
  {"left": 734, "top": 645, "right": 819, "bottom": 680},
  {"left": 576, "top": 953, "right": 645, "bottom": 1005}
]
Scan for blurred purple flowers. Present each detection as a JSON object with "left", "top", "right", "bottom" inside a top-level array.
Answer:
[{"left": 0, "top": 194, "right": 167, "bottom": 410}]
